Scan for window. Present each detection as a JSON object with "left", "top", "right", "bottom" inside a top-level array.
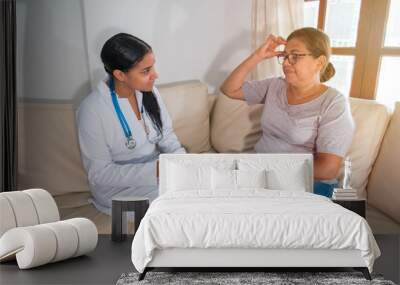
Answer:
[
  {"left": 304, "top": 1, "right": 319, "bottom": 28},
  {"left": 329, "top": 55, "right": 355, "bottom": 96},
  {"left": 304, "top": 0, "right": 400, "bottom": 108},
  {"left": 384, "top": 0, "right": 400, "bottom": 47},
  {"left": 376, "top": 0, "right": 400, "bottom": 107},
  {"left": 376, "top": 56, "right": 400, "bottom": 107},
  {"left": 325, "top": 0, "right": 361, "bottom": 48}
]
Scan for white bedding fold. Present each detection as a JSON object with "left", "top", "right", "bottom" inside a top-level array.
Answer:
[{"left": 131, "top": 190, "right": 380, "bottom": 273}]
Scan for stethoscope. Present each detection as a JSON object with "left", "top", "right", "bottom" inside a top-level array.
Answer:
[{"left": 109, "top": 77, "right": 163, "bottom": 149}]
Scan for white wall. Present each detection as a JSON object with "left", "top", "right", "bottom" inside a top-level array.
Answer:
[
  {"left": 17, "top": 0, "right": 252, "bottom": 100},
  {"left": 16, "top": 0, "right": 91, "bottom": 101}
]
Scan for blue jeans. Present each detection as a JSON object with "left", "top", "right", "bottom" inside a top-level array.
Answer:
[{"left": 313, "top": 180, "right": 338, "bottom": 198}]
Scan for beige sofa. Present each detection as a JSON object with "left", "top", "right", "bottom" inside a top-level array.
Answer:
[{"left": 17, "top": 80, "right": 400, "bottom": 234}]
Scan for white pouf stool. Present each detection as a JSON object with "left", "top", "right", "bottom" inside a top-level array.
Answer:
[{"left": 0, "top": 189, "right": 98, "bottom": 269}]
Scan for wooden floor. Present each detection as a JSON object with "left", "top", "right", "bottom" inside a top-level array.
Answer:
[{"left": 0, "top": 235, "right": 398, "bottom": 285}]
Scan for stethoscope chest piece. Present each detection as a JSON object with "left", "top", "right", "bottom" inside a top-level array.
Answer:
[{"left": 125, "top": 136, "right": 136, "bottom": 149}]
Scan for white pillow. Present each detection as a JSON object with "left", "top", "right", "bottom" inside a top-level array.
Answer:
[
  {"left": 238, "top": 159, "right": 307, "bottom": 191},
  {"left": 266, "top": 167, "right": 307, "bottom": 191},
  {"left": 211, "top": 169, "right": 267, "bottom": 190},
  {"left": 166, "top": 159, "right": 236, "bottom": 192},
  {"left": 211, "top": 168, "right": 236, "bottom": 190},
  {"left": 237, "top": 169, "right": 267, "bottom": 188},
  {"left": 168, "top": 162, "right": 211, "bottom": 191}
]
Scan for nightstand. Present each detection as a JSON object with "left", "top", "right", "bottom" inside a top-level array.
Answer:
[
  {"left": 112, "top": 197, "right": 149, "bottom": 242},
  {"left": 332, "top": 198, "right": 366, "bottom": 218}
]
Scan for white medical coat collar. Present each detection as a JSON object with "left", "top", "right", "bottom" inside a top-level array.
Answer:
[{"left": 96, "top": 77, "right": 144, "bottom": 105}]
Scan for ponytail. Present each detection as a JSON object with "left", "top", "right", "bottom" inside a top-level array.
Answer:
[{"left": 101, "top": 33, "right": 163, "bottom": 132}]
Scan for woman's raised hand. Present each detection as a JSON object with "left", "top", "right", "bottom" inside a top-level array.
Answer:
[
  {"left": 253, "top": 34, "right": 287, "bottom": 61},
  {"left": 220, "top": 34, "right": 286, "bottom": 101}
]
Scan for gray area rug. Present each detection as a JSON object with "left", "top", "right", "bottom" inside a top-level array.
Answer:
[{"left": 116, "top": 271, "right": 396, "bottom": 285}]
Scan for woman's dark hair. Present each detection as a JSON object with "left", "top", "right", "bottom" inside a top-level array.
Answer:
[{"left": 101, "top": 33, "right": 162, "bottom": 134}]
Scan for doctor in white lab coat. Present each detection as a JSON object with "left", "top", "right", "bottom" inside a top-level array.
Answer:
[{"left": 77, "top": 33, "right": 185, "bottom": 215}]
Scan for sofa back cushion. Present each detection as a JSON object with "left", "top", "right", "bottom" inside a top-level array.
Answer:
[
  {"left": 339, "top": 98, "right": 391, "bottom": 198},
  {"left": 18, "top": 102, "right": 90, "bottom": 196},
  {"left": 367, "top": 102, "right": 400, "bottom": 223},
  {"left": 157, "top": 80, "right": 211, "bottom": 153},
  {"left": 210, "top": 94, "right": 391, "bottom": 198},
  {"left": 210, "top": 93, "right": 263, "bottom": 152}
]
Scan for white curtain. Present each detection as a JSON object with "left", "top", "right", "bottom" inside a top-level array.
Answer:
[{"left": 251, "top": 0, "right": 304, "bottom": 80}]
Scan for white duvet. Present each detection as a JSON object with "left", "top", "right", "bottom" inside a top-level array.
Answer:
[{"left": 131, "top": 190, "right": 380, "bottom": 273}]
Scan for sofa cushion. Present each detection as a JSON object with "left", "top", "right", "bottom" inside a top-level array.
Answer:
[
  {"left": 53, "top": 192, "right": 92, "bottom": 209},
  {"left": 158, "top": 80, "right": 211, "bottom": 153},
  {"left": 59, "top": 202, "right": 135, "bottom": 235},
  {"left": 367, "top": 102, "right": 400, "bottom": 223},
  {"left": 18, "top": 101, "right": 91, "bottom": 196},
  {"left": 341, "top": 98, "right": 391, "bottom": 198},
  {"left": 210, "top": 94, "right": 391, "bottom": 198},
  {"left": 210, "top": 93, "right": 262, "bottom": 152}
]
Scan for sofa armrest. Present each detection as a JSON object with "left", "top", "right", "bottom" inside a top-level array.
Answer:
[{"left": 367, "top": 102, "right": 400, "bottom": 224}]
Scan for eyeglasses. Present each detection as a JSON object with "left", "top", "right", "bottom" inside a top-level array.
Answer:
[{"left": 277, "top": 53, "right": 314, "bottom": 65}]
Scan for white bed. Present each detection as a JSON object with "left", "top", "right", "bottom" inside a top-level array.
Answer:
[{"left": 131, "top": 154, "right": 380, "bottom": 280}]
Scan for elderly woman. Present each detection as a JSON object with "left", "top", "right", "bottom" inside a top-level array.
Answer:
[{"left": 220, "top": 27, "right": 355, "bottom": 197}]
